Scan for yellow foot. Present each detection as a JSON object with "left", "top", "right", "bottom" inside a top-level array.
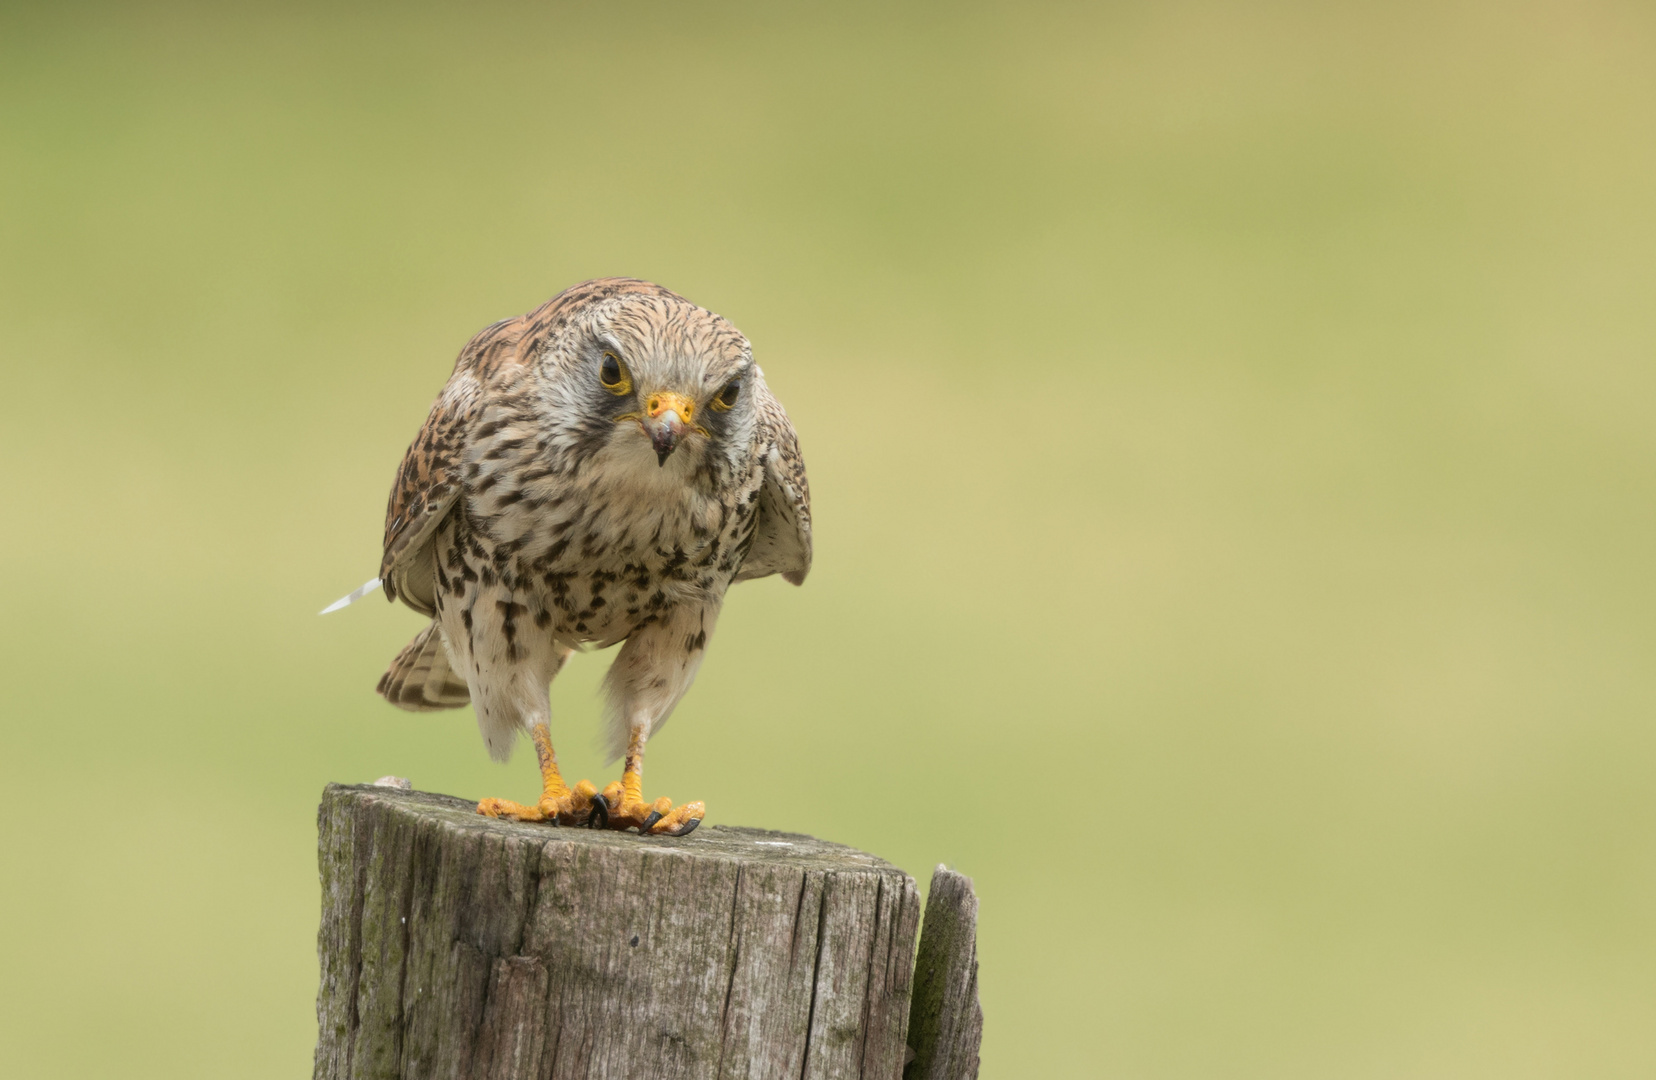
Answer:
[
  {"left": 476, "top": 778, "right": 604, "bottom": 825},
  {"left": 595, "top": 780, "right": 705, "bottom": 837}
]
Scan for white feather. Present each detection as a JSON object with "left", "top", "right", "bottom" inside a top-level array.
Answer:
[{"left": 319, "top": 577, "right": 382, "bottom": 614}]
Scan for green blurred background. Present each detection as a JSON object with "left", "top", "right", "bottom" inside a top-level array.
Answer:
[{"left": 2, "top": 1, "right": 1654, "bottom": 1076}]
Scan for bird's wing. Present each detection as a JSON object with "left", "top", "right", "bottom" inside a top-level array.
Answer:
[
  {"left": 735, "top": 384, "right": 813, "bottom": 585},
  {"left": 378, "top": 367, "right": 483, "bottom": 617},
  {"left": 379, "top": 307, "right": 527, "bottom": 616}
]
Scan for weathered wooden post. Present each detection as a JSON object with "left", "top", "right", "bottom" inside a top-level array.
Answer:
[{"left": 313, "top": 783, "right": 981, "bottom": 1079}]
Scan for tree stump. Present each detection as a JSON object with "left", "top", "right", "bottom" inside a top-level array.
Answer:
[{"left": 313, "top": 782, "right": 972, "bottom": 1080}]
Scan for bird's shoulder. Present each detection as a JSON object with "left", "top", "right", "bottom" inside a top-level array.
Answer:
[{"left": 754, "top": 383, "right": 809, "bottom": 505}]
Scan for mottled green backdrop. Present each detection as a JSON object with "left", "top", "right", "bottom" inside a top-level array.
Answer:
[{"left": 3, "top": 2, "right": 1654, "bottom": 1076}]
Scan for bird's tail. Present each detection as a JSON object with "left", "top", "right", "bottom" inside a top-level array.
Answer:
[{"left": 377, "top": 622, "right": 471, "bottom": 712}]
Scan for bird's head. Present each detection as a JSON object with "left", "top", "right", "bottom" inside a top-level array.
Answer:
[{"left": 534, "top": 287, "right": 761, "bottom": 485}]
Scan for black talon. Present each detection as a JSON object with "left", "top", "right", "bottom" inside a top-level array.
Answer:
[
  {"left": 638, "top": 810, "right": 663, "bottom": 836},
  {"left": 668, "top": 817, "right": 701, "bottom": 838},
  {"left": 587, "top": 792, "right": 609, "bottom": 830}
]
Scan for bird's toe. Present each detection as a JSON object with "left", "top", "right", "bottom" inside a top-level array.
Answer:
[
  {"left": 587, "top": 791, "right": 610, "bottom": 830},
  {"left": 550, "top": 778, "right": 604, "bottom": 827},
  {"left": 647, "top": 800, "right": 705, "bottom": 837},
  {"left": 476, "top": 797, "right": 548, "bottom": 822}
]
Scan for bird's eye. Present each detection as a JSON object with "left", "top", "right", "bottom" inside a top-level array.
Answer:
[
  {"left": 712, "top": 378, "right": 741, "bottom": 411},
  {"left": 599, "top": 352, "right": 631, "bottom": 395}
]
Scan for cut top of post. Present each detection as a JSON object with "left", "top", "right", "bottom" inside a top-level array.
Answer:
[{"left": 334, "top": 783, "right": 906, "bottom": 874}]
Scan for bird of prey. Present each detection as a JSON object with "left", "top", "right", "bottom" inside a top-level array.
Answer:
[{"left": 332, "top": 278, "right": 811, "bottom": 836}]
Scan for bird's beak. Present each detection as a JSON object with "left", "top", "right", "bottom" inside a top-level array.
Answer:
[{"left": 642, "top": 391, "right": 695, "bottom": 466}]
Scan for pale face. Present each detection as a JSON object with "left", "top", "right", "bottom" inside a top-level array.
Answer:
[{"left": 536, "top": 299, "right": 761, "bottom": 487}]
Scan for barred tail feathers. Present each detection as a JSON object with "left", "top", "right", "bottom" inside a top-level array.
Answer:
[{"left": 377, "top": 622, "right": 470, "bottom": 712}]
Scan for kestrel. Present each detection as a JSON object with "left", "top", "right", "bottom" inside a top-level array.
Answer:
[{"left": 327, "top": 279, "right": 811, "bottom": 836}]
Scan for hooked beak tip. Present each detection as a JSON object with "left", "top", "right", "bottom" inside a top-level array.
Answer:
[{"left": 650, "top": 424, "right": 679, "bottom": 465}]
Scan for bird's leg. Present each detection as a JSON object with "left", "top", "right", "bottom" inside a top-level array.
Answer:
[
  {"left": 597, "top": 725, "right": 704, "bottom": 836},
  {"left": 476, "top": 723, "right": 603, "bottom": 825},
  {"left": 593, "top": 602, "right": 714, "bottom": 836}
]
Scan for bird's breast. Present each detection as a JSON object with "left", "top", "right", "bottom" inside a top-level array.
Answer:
[{"left": 462, "top": 479, "right": 744, "bottom": 647}]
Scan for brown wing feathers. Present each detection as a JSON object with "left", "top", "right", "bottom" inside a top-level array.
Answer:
[
  {"left": 733, "top": 386, "right": 813, "bottom": 585},
  {"left": 377, "top": 622, "right": 470, "bottom": 711}
]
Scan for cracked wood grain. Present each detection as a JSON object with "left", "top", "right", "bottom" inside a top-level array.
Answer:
[
  {"left": 313, "top": 784, "right": 921, "bottom": 1080},
  {"left": 902, "top": 868, "right": 982, "bottom": 1080}
]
